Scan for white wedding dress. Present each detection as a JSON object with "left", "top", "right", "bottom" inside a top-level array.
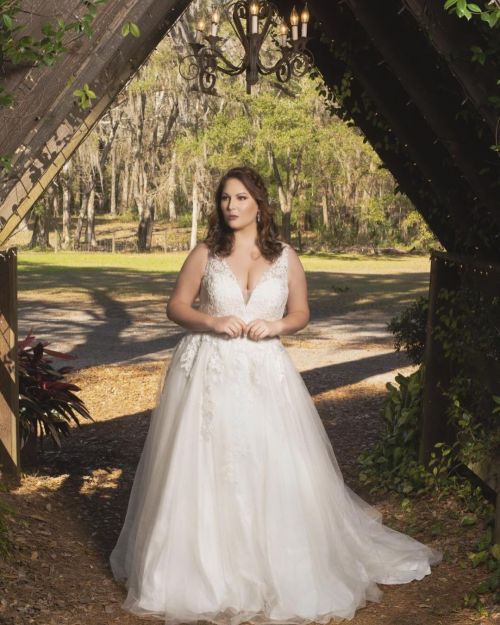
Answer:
[{"left": 109, "top": 242, "right": 442, "bottom": 624}]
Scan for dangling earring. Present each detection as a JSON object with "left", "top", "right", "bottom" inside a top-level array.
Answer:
[{"left": 256, "top": 211, "right": 261, "bottom": 224}]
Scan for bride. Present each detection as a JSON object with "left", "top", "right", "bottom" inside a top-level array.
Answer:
[{"left": 109, "top": 166, "right": 442, "bottom": 624}]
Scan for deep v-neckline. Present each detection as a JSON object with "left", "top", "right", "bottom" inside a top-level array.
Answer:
[{"left": 219, "top": 249, "right": 283, "bottom": 308}]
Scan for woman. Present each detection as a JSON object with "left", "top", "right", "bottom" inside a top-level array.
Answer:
[{"left": 109, "top": 166, "right": 442, "bottom": 625}]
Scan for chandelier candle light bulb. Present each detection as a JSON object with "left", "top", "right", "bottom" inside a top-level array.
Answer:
[
  {"left": 249, "top": 1, "right": 259, "bottom": 34},
  {"left": 211, "top": 9, "right": 220, "bottom": 36},
  {"left": 279, "top": 20, "right": 288, "bottom": 46},
  {"left": 196, "top": 17, "right": 206, "bottom": 43},
  {"left": 300, "top": 4, "right": 309, "bottom": 37},
  {"left": 290, "top": 6, "right": 299, "bottom": 40}
]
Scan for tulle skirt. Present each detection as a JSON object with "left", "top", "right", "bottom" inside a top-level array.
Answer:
[{"left": 109, "top": 332, "right": 442, "bottom": 624}]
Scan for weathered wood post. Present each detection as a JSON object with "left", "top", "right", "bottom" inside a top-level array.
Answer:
[
  {"left": 420, "top": 250, "right": 500, "bottom": 541},
  {"left": 419, "top": 251, "right": 461, "bottom": 464},
  {"left": 0, "top": 247, "right": 20, "bottom": 477}
]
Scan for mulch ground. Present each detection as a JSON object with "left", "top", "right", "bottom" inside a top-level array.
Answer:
[{"left": 0, "top": 357, "right": 497, "bottom": 625}]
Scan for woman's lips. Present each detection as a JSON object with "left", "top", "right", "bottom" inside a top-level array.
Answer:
[{"left": 228, "top": 215, "right": 238, "bottom": 220}]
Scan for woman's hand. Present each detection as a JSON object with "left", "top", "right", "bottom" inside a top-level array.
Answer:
[
  {"left": 211, "top": 315, "right": 247, "bottom": 339},
  {"left": 245, "top": 319, "right": 281, "bottom": 341}
]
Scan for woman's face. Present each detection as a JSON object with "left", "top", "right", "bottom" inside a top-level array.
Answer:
[{"left": 220, "top": 177, "right": 259, "bottom": 230}]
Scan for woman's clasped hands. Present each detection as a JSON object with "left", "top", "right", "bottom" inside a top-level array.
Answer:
[{"left": 211, "top": 315, "right": 281, "bottom": 341}]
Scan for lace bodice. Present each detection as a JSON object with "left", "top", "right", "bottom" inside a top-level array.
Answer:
[
  {"left": 199, "top": 242, "right": 290, "bottom": 322},
  {"left": 171, "top": 242, "right": 290, "bottom": 443}
]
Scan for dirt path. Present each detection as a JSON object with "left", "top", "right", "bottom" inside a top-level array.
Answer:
[{"left": 0, "top": 263, "right": 495, "bottom": 625}]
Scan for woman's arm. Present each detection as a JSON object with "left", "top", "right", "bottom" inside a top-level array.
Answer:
[
  {"left": 274, "top": 245, "right": 310, "bottom": 335},
  {"left": 166, "top": 243, "right": 216, "bottom": 332}
]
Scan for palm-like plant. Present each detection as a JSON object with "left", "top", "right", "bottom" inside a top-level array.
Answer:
[{"left": 18, "top": 329, "right": 93, "bottom": 449}]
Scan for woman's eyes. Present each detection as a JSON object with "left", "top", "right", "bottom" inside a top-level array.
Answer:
[{"left": 222, "top": 196, "right": 247, "bottom": 200}]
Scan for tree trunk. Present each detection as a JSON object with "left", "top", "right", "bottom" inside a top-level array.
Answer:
[
  {"left": 267, "top": 144, "right": 301, "bottom": 245},
  {"left": 282, "top": 212, "right": 291, "bottom": 244},
  {"left": 51, "top": 186, "right": 60, "bottom": 218},
  {"left": 321, "top": 187, "right": 329, "bottom": 228},
  {"left": 119, "top": 163, "right": 129, "bottom": 214},
  {"left": 29, "top": 202, "right": 51, "bottom": 249},
  {"left": 167, "top": 150, "right": 177, "bottom": 221},
  {"left": 190, "top": 167, "right": 201, "bottom": 250},
  {"left": 110, "top": 143, "right": 117, "bottom": 217},
  {"left": 137, "top": 199, "right": 155, "bottom": 252},
  {"left": 87, "top": 187, "right": 97, "bottom": 248},
  {"left": 61, "top": 183, "right": 71, "bottom": 249},
  {"left": 74, "top": 191, "right": 88, "bottom": 249}
]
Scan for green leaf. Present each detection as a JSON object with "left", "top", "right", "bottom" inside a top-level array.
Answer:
[
  {"left": 461, "top": 514, "right": 477, "bottom": 526},
  {"left": 468, "top": 550, "right": 489, "bottom": 568},
  {"left": 480, "top": 11, "right": 499, "bottom": 27},
  {"left": 121, "top": 21, "right": 130, "bottom": 36},
  {"left": 2, "top": 13, "right": 13, "bottom": 29},
  {"left": 129, "top": 22, "right": 141, "bottom": 37}
]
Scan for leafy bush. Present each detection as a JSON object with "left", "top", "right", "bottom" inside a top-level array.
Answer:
[
  {"left": 358, "top": 366, "right": 430, "bottom": 495},
  {"left": 387, "top": 296, "right": 428, "bottom": 365},
  {"left": 18, "top": 330, "right": 93, "bottom": 449},
  {"left": 0, "top": 481, "right": 15, "bottom": 556}
]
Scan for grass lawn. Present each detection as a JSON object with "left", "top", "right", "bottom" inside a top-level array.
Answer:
[{"left": 17, "top": 249, "right": 431, "bottom": 317}]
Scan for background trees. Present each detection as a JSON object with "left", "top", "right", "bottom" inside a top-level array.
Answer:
[{"left": 24, "top": 1, "right": 433, "bottom": 252}]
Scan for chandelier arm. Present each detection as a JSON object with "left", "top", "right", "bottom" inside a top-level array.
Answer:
[
  {"left": 199, "top": 46, "right": 246, "bottom": 76},
  {"left": 259, "top": 2, "right": 280, "bottom": 41},
  {"left": 257, "top": 49, "right": 291, "bottom": 75},
  {"left": 231, "top": 1, "right": 251, "bottom": 56}
]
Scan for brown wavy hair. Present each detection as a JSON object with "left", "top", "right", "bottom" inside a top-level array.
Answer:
[{"left": 203, "top": 166, "right": 284, "bottom": 261}]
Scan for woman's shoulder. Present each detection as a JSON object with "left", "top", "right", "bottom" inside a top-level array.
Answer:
[
  {"left": 277, "top": 240, "right": 295, "bottom": 256},
  {"left": 181, "top": 242, "right": 211, "bottom": 274},
  {"left": 192, "top": 241, "right": 211, "bottom": 257}
]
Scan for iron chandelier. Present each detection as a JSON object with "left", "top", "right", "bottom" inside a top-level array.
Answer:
[{"left": 179, "top": 1, "right": 313, "bottom": 95}]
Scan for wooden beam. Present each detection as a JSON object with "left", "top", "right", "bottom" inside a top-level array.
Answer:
[
  {"left": 0, "top": 0, "right": 191, "bottom": 246},
  {"left": 341, "top": 0, "right": 499, "bottom": 220},
  {"left": 302, "top": 3, "right": 500, "bottom": 260},
  {"left": 299, "top": 2, "right": 500, "bottom": 258},
  {"left": 0, "top": 248, "right": 19, "bottom": 476},
  {"left": 419, "top": 253, "right": 461, "bottom": 464},
  {"left": 402, "top": 0, "right": 499, "bottom": 138},
  {"left": 419, "top": 250, "right": 500, "bottom": 541}
]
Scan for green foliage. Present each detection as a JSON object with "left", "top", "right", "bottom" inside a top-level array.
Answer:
[
  {"left": 464, "top": 523, "right": 500, "bottom": 608},
  {"left": 361, "top": 283, "right": 500, "bottom": 612},
  {"left": 443, "top": 0, "right": 500, "bottom": 155},
  {"left": 444, "top": 0, "right": 500, "bottom": 26},
  {"left": 18, "top": 330, "right": 93, "bottom": 449},
  {"left": 357, "top": 366, "right": 465, "bottom": 496},
  {"left": 0, "top": 480, "right": 14, "bottom": 557},
  {"left": 72, "top": 82, "right": 97, "bottom": 109},
  {"left": 434, "top": 287, "right": 500, "bottom": 468},
  {"left": 0, "top": 1, "right": 107, "bottom": 83},
  {"left": 121, "top": 21, "right": 141, "bottom": 37},
  {"left": 387, "top": 296, "right": 429, "bottom": 365},
  {"left": 357, "top": 367, "right": 430, "bottom": 496},
  {"left": 174, "top": 71, "right": 428, "bottom": 248}
]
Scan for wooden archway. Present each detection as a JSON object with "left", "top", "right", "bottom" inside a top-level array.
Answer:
[{"left": 0, "top": 1, "right": 499, "bottom": 481}]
